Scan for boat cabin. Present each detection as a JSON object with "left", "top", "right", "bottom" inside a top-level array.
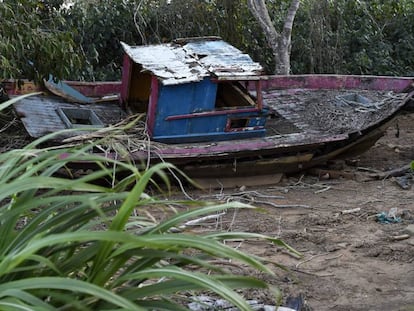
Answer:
[{"left": 120, "top": 37, "right": 268, "bottom": 143}]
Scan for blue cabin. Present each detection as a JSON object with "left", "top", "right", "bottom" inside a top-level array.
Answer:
[{"left": 120, "top": 37, "right": 268, "bottom": 143}]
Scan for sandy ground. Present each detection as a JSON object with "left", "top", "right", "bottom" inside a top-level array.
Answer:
[{"left": 183, "top": 111, "right": 414, "bottom": 311}]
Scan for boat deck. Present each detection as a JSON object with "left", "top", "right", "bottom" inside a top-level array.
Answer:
[
  {"left": 263, "top": 88, "right": 404, "bottom": 137},
  {"left": 138, "top": 88, "right": 406, "bottom": 159},
  {"left": 14, "top": 89, "right": 405, "bottom": 145}
]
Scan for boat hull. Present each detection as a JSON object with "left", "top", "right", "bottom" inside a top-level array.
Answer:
[{"left": 9, "top": 75, "right": 414, "bottom": 177}]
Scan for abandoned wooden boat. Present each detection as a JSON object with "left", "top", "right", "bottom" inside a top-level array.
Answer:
[{"left": 10, "top": 37, "right": 414, "bottom": 177}]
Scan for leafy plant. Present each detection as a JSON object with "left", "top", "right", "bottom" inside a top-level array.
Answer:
[{"left": 0, "top": 95, "right": 297, "bottom": 310}]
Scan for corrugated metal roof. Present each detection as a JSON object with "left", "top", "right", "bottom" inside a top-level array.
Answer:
[{"left": 121, "top": 38, "right": 263, "bottom": 85}]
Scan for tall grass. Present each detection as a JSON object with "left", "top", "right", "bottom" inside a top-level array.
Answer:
[{"left": 0, "top": 95, "right": 297, "bottom": 310}]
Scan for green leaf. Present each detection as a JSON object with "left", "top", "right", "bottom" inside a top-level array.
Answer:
[
  {"left": 0, "top": 93, "right": 43, "bottom": 111},
  {"left": 120, "top": 275, "right": 268, "bottom": 300},
  {"left": 0, "top": 277, "right": 144, "bottom": 310},
  {"left": 120, "top": 267, "right": 254, "bottom": 311},
  {"left": 205, "top": 231, "right": 302, "bottom": 258},
  {"left": 146, "top": 201, "right": 255, "bottom": 234}
]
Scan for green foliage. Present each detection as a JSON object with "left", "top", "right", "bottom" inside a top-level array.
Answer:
[
  {"left": 143, "top": 0, "right": 218, "bottom": 41},
  {"left": 57, "top": 0, "right": 273, "bottom": 77},
  {"left": 64, "top": 0, "right": 414, "bottom": 77},
  {"left": 291, "top": 0, "right": 414, "bottom": 75},
  {"left": 4, "top": 0, "right": 414, "bottom": 79},
  {"left": 0, "top": 0, "right": 82, "bottom": 82},
  {"left": 0, "top": 95, "right": 294, "bottom": 310},
  {"left": 63, "top": 0, "right": 141, "bottom": 81}
]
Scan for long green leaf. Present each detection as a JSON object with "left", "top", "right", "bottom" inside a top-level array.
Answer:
[
  {"left": 0, "top": 301, "right": 43, "bottom": 311},
  {"left": 0, "top": 231, "right": 136, "bottom": 275},
  {"left": 205, "top": 231, "right": 302, "bottom": 258},
  {"left": 0, "top": 92, "right": 43, "bottom": 111},
  {"left": 119, "top": 275, "right": 268, "bottom": 300},
  {"left": 119, "top": 267, "right": 254, "bottom": 311},
  {"left": 146, "top": 201, "right": 255, "bottom": 234},
  {"left": 0, "top": 176, "right": 109, "bottom": 202},
  {"left": 90, "top": 162, "right": 174, "bottom": 286},
  {"left": 140, "top": 234, "right": 273, "bottom": 274},
  {"left": 0, "top": 231, "right": 272, "bottom": 280},
  {"left": 0, "top": 289, "right": 53, "bottom": 310},
  {"left": 111, "top": 162, "right": 174, "bottom": 231},
  {"left": 1, "top": 192, "right": 126, "bottom": 256},
  {"left": 0, "top": 277, "right": 144, "bottom": 310}
]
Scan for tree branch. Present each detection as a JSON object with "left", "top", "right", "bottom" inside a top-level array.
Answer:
[
  {"left": 247, "top": 0, "right": 280, "bottom": 46},
  {"left": 283, "top": 0, "right": 300, "bottom": 38},
  {"left": 247, "top": 0, "right": 301, "bottom": 75}
]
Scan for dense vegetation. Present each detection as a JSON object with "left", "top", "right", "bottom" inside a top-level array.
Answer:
[{"left": 1, "top": 0, "right": 414, "bottom": 79}]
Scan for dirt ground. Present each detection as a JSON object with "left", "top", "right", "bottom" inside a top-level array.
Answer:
[{"left": 182, "top": 111, "right": 414, "bottom": 311}]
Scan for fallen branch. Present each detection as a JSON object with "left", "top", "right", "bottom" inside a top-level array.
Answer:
[
  {"left": 315, "top": 186, "right": 331, "bottom": 194},
  {"left": 254, "top": 200, "right": 310, "bottom": 209},
  {"left": 341, "top": 207, "right": 361, "bottom": 215},
  {"left": 295, "top": 252, "right": 330, "bottom": 268},
  {"left": 291, "top": 268, "right": 335, "bottom": 277},
  {"left": 391, "top": 234, "right": 410, "bottom": 241},
  {"left": 368, "top": 164, "right": 412, "bottom": 179}
]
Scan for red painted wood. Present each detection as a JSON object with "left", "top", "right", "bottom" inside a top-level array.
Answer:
[
  {"left": 258, "top": 75, "right": 414, "bottom": 92},
  {"left": 256, "top": 80, "right": 263, "bottom": 109},
  {"left": 66, "top": 81, "right": 121, "bottom": 97},
  {"left": 6, "top": 74, "right": 413, "bottom": 97},
  {"left": 3, "top": 80, "right": 121, "bottom": 97},
  {"left": 120, "top": 54, "right": 133, "bottom": 105},
  {"left": 146, "top": 76, "right": 159, "bottom": 137}
]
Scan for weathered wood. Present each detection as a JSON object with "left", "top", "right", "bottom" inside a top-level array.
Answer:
[
  {"left": 11, "top": 74, "right": 413, "bottom": 177},
  {"left": 14, "top": 95, "right": 125, "bottom": 139},
  {"left": 368, "top": 164, "right": 412, "bottom": 179},
  {"left": 194, "top": 174, "right": 283, "bottom": 189}
]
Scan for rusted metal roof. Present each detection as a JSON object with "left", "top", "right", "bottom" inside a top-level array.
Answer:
[{"left": 121, "top": 38, "right": 263, "bottom": 86}]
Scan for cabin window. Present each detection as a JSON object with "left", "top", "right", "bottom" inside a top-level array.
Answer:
[
  {"left": 215, "top": 82, "right": 256, "bottom": 109},
  {"left": 228, "top": 118, "right": 249, "bottom": 129},
  {"left": 57, "top": 108, "right": 104, "bottom": 128}
]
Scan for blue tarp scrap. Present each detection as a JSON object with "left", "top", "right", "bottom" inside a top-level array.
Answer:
[{"left": 376, "top": 212, "right": 402, "bottom": 224}]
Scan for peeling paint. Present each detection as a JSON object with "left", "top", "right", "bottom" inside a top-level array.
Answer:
[{"left": 121, "top": 38, "right": 263, "bottom": 85}]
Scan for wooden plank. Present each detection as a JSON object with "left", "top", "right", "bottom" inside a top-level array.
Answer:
[
  {"left": 194, "top": 174, "right": 283, "bottom": 189},
  {"left": 44, "top": 76, "right": 94, "bottom": 103},
  {"left": 14, "top": 95, "right": 125, "bottom": 138}
]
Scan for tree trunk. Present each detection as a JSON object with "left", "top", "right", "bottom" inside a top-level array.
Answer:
[{"left": 247, "top": 0, "right": 300, "bottom": 75}]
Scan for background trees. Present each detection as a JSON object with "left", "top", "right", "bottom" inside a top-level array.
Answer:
[
  {"left": 292, "top": 0, "right": 414, "bottom": 75},
  {"left": 62, "top": 0, "right": 140, "bottom": 81},
  {"left": 1, "top": 0, "right": 414, "bottom": 81},
  {"left": 0, "top": 0, "right": 82, "bottom": 82}
]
